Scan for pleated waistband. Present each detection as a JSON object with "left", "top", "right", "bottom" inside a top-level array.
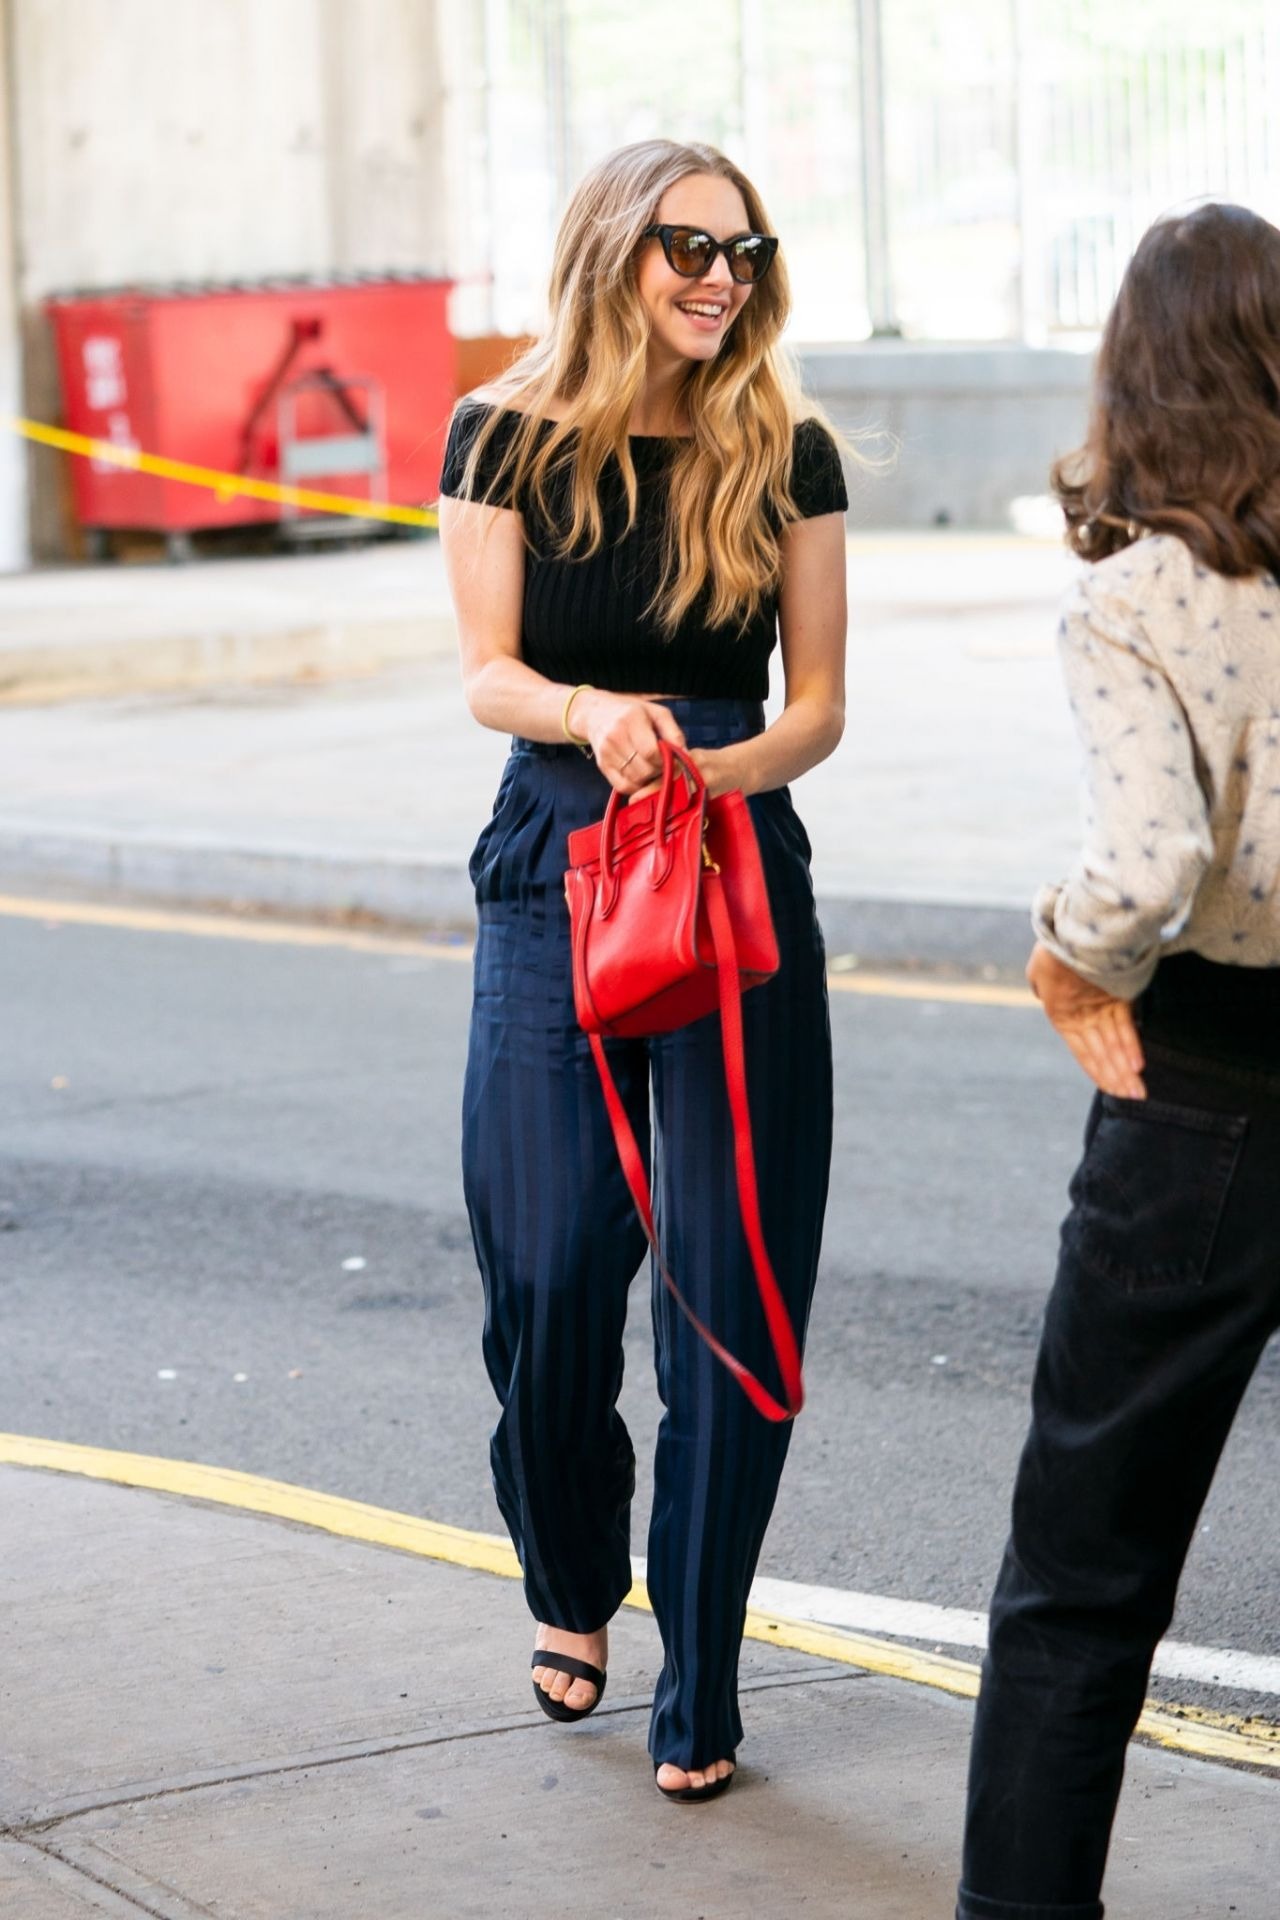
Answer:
[{"left": 474, "top": 699, "right": 813, "bottom": 904}]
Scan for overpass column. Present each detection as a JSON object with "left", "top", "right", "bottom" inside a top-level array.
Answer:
[
  {"left": 0, "top": 0, "right": 27, "bottom": 571},
  {"left": 856, "top": 0, "right": 897, "bottom": 337}
]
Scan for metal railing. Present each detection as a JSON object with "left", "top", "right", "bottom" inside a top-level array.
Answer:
[
  {"left": 885, "top": 2, "right": 1280, "bottom": 339},
  {"left": 456, "top": 0, "right": 1280, "bottom": 344}
]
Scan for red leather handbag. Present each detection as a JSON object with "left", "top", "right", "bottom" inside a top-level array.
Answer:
[{"left": 564, "top": 743, "right": 804, "bottom": 1423}]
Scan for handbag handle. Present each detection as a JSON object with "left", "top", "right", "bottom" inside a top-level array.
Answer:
[
  {"left": 599, "top": 742, "right": 704, "bottom": 909},
  {"left": 587, "top": 863, "right": 804, "bottom": 1424}
]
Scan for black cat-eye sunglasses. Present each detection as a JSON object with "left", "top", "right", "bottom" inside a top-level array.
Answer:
[{"left": 642, "top": 223, "right": 779, "bottom": 285}]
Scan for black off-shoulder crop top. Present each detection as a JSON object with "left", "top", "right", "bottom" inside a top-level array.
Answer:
[{"left": 439, "top": 401, "right": 848, "bottom": 700}]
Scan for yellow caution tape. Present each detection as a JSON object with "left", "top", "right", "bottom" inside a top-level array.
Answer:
[{"left": 5, "top": 414, "right": 437, "bottom": 529}]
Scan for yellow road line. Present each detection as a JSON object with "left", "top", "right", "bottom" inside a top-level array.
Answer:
[
  {"left": 0, "top": 1432, "right": 522, "bottom": 1578},
  {"left": 0, "top": 893, "right": 469, "bottom": 962},
  {"left": 0, "top": 1433, "right": 1274, "bottom": 1772},
  {"left": 6, "top": 416, "right": 437, "bottom": 530},
  {"left": 0, "top": 893, "right": 1034, "bottom": 1006},
  {"left": 828, "top": 971, "right": 1033, "bottom": 1009}
]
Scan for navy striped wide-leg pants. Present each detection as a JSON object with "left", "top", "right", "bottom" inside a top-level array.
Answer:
[{"left": 461, "top": 698, "right": 833, "bottom": 1770}]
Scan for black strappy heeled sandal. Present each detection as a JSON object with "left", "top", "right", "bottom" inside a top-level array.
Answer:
[
  {"left": 654, "top": 1757, "right": 736, "bottom": 1803},
  {"left": 530, "top": 1649, "right": 607, "bottom": 1723}
]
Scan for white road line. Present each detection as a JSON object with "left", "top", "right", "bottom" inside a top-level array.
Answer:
[
  {"left": 747, "top": 1577, "right": 989, "bottom": 1652},
  {"left": 703, "top": 1571, "right": 1280, "bottom": 1699},
  {"left": 1148, "top": 1640, "right": 1280, "bottom": 1695}
]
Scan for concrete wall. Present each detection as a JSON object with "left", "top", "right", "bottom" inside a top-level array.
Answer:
[
  {"left": 800, "top": 343, "right": 1095, "bottom": 530},
  {"left": 0, "top": 1, "right": 1098, "bottom": 564},
  {"left": 6, "top": 0, "right": 449, "bottom": 562},
  {"left": 0, "top": 0, "right": 26, "bottom": 571}
]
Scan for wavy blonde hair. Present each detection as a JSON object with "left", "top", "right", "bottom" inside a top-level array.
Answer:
[{"left": 457, "top": 139, "right": 833, "bottom": 632}]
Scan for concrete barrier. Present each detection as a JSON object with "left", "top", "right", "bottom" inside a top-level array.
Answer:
[{"left": 800, "top": 342, "right": 1093, "bottom": 531}]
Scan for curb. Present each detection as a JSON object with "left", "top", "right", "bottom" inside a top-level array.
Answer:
[
  {"left": 0, "top": 612, "right": 459, "bottom": 705},
  {"left": 817, "top": 896, "right": 1032, "bottom": 972},
  {"left": 0, "top": 825, "right": 1032, "bottom": 970},
  {"left": 3, "top": 1432, "right": 1275, "bottom": 1774},
  {"left": 0, "top": 826, "right": 478, "bottom": 929}
]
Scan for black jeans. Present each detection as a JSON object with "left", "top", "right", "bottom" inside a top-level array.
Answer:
[{"left": 958, "top": 957, "right": 1280, "bottom": 1920}]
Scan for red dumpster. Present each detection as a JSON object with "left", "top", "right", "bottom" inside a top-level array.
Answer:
[{"left": 45, "top": 274, "right": 456, "bottom": 542}]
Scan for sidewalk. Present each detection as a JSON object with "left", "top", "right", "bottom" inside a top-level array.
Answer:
[
  {"left": 0, "top": 540, "right": 455, "bottom": 702},
  {"left": 0, "top": 535, "right": 1082, "bottom": 968},
  {"left": 3, "top": 1456, "right": 1276, "bottom": 1920}
]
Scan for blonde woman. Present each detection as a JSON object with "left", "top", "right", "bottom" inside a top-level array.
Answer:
[{"left": 438, "top": 139, "right": 848, "bottom": 1801}]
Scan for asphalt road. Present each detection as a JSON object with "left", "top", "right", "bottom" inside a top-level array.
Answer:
[{"left": 3, "top": 899, "right": 1277, "bottom": 1726}]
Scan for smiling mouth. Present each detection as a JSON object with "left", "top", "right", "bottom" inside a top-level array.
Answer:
[{"left": 676, "top": 301, "right": 727, "bottom": 322}]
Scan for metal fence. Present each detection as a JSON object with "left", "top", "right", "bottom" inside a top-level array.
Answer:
[
  {"left": 885, "top": 1, "right": 1280, "bottom": 340},
  {"left": 451, "top": 0, "right": 1280, "bottom": 344},
  {"left": 1035, "top": 9, "right": 1280, "bottom": 334}
]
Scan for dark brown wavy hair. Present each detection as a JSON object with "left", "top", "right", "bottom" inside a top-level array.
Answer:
[{"left": 1053, "top": 202, "right": 1280, "bottom": 577}]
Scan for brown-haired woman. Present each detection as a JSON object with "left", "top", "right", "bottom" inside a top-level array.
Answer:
[
  {"left": 438, "top": 140, "right": 848, "bottom": 1801},
  {"left": 958, "top": 201, "right": 1280, "bottom": 1918}
]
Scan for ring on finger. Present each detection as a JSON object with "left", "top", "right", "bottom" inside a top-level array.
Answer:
[{"left": 620, "top": 749, "right": 639, "bottom": 771}]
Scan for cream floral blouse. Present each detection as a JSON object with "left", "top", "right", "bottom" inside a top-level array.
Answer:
[{"left": 1034, "top": 532, "right": 1280, "bottom": 999}]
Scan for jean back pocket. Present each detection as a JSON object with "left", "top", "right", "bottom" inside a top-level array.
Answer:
[{"left": 1063, "top": 1095, "right": 1247, "bottom": 1292}]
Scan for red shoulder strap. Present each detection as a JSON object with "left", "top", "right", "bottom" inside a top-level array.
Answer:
[{"left": 588, "top": 870, "right": 804, "bottom": 1423}]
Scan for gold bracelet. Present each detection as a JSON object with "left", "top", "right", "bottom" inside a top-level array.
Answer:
[{"left": 561, "top": 682, "right": 594, "bottom": 750}]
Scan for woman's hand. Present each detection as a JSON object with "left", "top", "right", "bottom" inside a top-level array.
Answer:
[
  {"left": 573, "top": 692, "right": 686, "bottom": 794},
  {"left": 1026, "top": 944, "right": 1146, "bottom": 1099},
  {"left": 630, "top": 744, "right": 751, "bottom": 804}
]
